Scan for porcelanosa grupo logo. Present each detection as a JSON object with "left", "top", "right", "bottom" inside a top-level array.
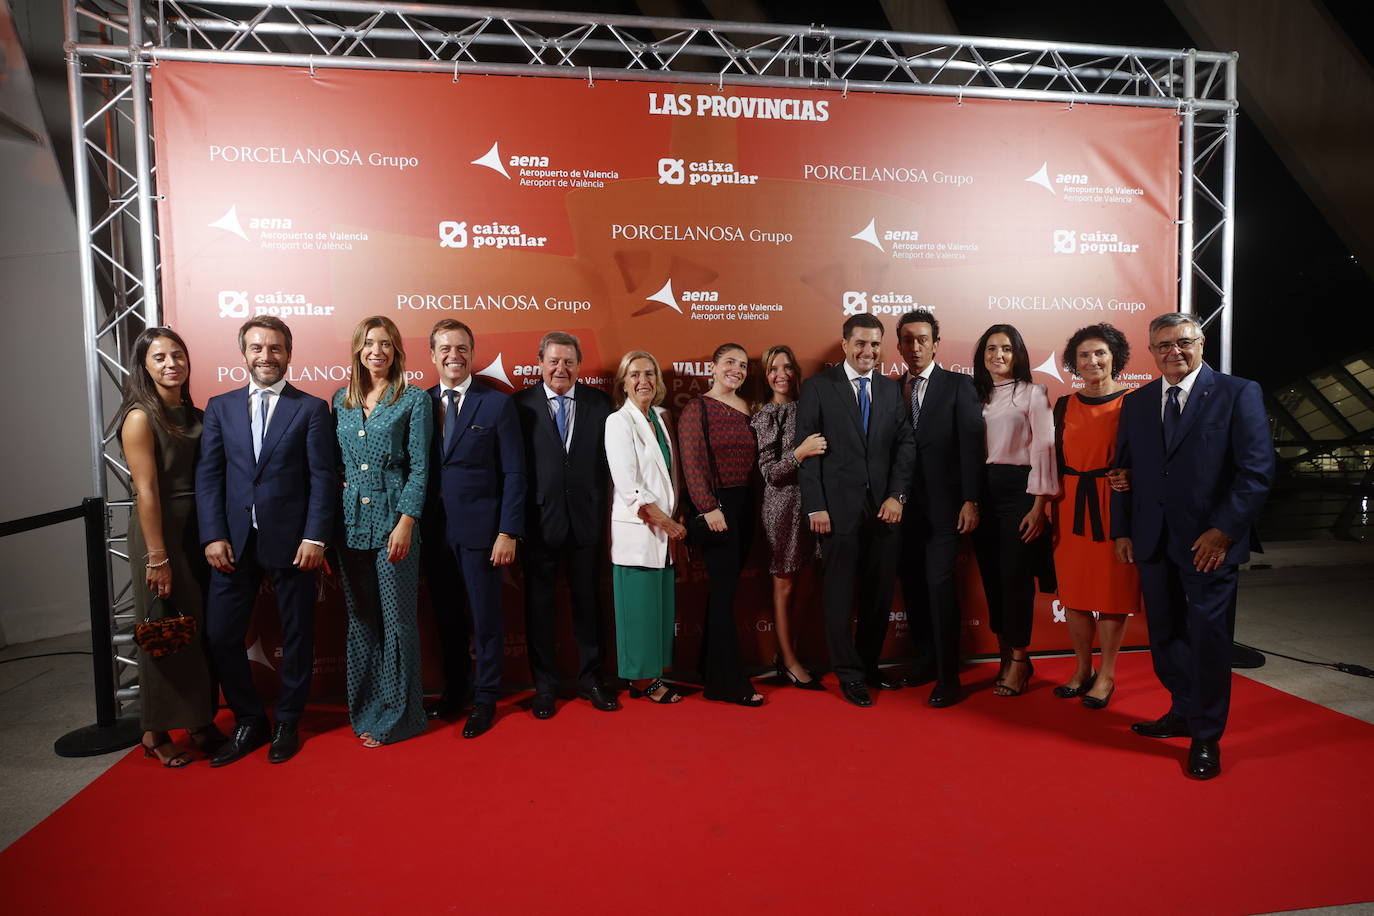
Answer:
[
  {"left": 656, "top": 157, "right": 758, "bottom": 187},
  {"left": 438, "top": 220, "right": 548, "bottom": 250},
  {"left": 842, "top": 290, "right": 917, "bottom": 317},
  {"left": 216, "top": 289, "right": 334, "bottom": 320},
  {"left": 1052, "top": 229, "right": 1140, "bottom": 255}
]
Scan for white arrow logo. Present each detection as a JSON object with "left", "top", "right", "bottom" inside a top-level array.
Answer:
[
  {"left": 1025, "top": 162, "right": 1055, "bottom": 195},
  {"left": 476, "top": 352, "right": 513, "bottom": 387},
  {"left": 851, "top": 218, "right": 884, "bottom": 252},
  {"left": 471, "top": 141, "right": 510, "bottom": 179},
  {"left": 645, "top": 278, "right": 682, "bottom": 314},
  {"left": 1033, "top": 350, "right": 1063, "bottom": 383},
  {"left": 208, "top": 204, "right": 248, "bottom": 240},
  {"left": 246, "top": 636, "right": 275, "bottom": 671}
]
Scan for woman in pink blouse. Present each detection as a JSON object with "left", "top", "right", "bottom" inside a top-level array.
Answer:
[{"left": 972, "top": 324, "right": 1058, "bottom": 696}]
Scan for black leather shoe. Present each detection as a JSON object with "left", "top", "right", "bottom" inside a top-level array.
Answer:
[
  {"left": 902, "top": 668, "right": 935, "bottom": 688},
  {"left": 532, "top": 693, "right": 557, "bottom": 720},
  {"left": 427, "top": 692, "right": 469, "bottom": 721},
  {"left": 577, "top": 684, "right": 622, "bottom": 711},
  {"left": 867, "top": 672, "right": 903, "bottom": 691},
  {"left": 462, "top": 702, "right": 496, "bottom": 738},
  {"left": 1186, "top": 739, "right": 1221, "bottom": 780},
  {"left": 1131, "top": 712, "right": 1191, "bottom": 738},
  {"left": 927, "top": 681, "right": 962, "bottom": 708},
  {"left": 209, "top": 722, "right": 267, "bottom": 768},
  {"left": 267, "top": 721, "right": 300, "bottom": 764},
  {"left": 840, "top": 681, "right": 874, "bottom": 708}
]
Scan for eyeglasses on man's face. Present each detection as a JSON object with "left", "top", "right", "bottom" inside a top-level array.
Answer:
[{"left": 1151, "top": 337, "right": 1200, "bottom": 355}]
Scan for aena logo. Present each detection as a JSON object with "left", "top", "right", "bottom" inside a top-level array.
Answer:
[
  {"left": 658, "top": 158, "right": 686, "bottom": 185},
  {"left": 1053, "top": 229, "right": 1077, "bottom": 254},
  {"left": 842, "top": 291, "right": 868, "bottom": 316},
  {"left": 439, "top": 221, "right": 469, "bottom": 248},
  {"left": 218, "top": 290, "right": 249, "bottom": 319}
]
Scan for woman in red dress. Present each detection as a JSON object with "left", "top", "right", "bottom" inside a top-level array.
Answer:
[{"left": 1051, "top": 324, "right": 1141, "bottom": 709}]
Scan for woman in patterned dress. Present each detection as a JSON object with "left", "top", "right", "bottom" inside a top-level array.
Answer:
[
  {"left": 114, "top": 327, "right": 224, "bottom": 767},
  {"left": 750, "top": 345, "right": 827, "bottom": 690},
  {"left": 1050, "top": 324, "right": 1140, "bottom": 709},
  {"left": 333, "top": 316, "right": 432, "bottom": 746}
]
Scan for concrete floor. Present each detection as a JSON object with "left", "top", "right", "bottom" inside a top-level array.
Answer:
[{"left": 2, "top": 541, "right": 1372, "bottom": 914}]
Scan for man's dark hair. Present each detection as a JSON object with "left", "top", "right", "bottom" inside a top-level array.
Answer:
[
  {"left": 896, "top": 308, "right": 940, "bottom": 341},
  {"left": 1061, "top": 323, "right": 1131, "bottom": 379},
  {"left": 842, "top": 313, "right": 885, "bottom": 340},
  {"left": 238, "top": 316, "right": 293, "bottom": 354},
  {"left": 429, "top": 318, "right": 475, "bottom": 351}
]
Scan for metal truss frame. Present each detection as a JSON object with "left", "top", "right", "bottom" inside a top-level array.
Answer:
[{"left": 65, "top": 0, "right": 1238, "bottom": 715}]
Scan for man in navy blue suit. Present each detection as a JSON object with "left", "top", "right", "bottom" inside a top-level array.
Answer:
[
  {"left": 425, "top": 319, "right": 525, "bottom": 739},
  {"left": 196, "top": 317, "right": 335, "bottom": 766},
  {"left": 1111, "top": 312, "right": 1274, "bottom": 780}
]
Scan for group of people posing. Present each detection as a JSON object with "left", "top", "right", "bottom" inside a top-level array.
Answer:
[{"left": 117, "top": 306, "right": 1272, "bottom": 781}]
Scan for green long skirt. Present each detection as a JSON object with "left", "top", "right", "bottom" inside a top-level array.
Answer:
[{"left": 612, "top": 564, "right": 676, "bottom": 680}]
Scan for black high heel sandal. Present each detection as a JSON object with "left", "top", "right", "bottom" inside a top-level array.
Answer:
[
  {"left": 1080, "top": 682, "right": 1115, "bottom": 709},
  {"left": 994, "top": 657, "right": 1034, "bottom": 697},
  {"left": 142, "top": 733, "right": 193, "bottom": 769},
  {"left": 774, "top": 654, "right": 825, "bottom": 691},
  {"left": 629, "top": 678, "right": 683, "bottom": 704}
]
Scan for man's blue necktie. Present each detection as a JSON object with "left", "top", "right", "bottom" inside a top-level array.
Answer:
[
  {"left": 1163, "top": 385, "right": 1181, "bottom": 450},
  {"left": 252, "top": 389, "right": 270, "bottom": 460},
  {"left": 857, "top": 377, "right": 871, "bottom": 434},
  {"left": 555, "top": 395, "right": 570, "bottom": 449},
  {"left": 443, "top": 389, "right": 459, "bottom": 453}
]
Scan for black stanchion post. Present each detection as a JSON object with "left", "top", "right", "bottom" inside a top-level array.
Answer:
[{"left": 53, "top": 497, "right": 141, "bottom": 757}]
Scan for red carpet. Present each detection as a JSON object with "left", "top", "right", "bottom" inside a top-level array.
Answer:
[{"left": 5, "top": 654, "right": 1373, "bottom": 914}]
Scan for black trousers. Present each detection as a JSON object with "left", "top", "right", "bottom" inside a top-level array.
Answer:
[
  {"left": 421, "top": 519, "right": 470, "bottom": 702},
  {"left": 205, "top": 529, "right": 316, "bottom": 726},
  {"left": 820, "top": 501, "right": 900, "bottom": 685},
  {"left": 695, "top": 486, "right": 755, "bottom": 701},
  {"left": 523, "top": 536, "right": 606, "bottom": 695},
  {"left": 972, "top": 463, "right": 1043, "bottom": 649},
  {"left": 900, "top": 503, "right": 964, "bottom": 686}
]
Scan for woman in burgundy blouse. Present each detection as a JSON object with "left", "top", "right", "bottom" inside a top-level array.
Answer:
[{"left": 678, "top": 343, "right": 765, "bottom": 706}]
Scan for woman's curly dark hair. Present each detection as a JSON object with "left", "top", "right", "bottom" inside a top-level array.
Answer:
[{"left": 1061, "top": 323, "right": 1130, "bottom": 379}]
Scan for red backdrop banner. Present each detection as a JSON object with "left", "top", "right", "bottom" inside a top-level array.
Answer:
[{"left": 152, "top": 63, "right": 1177, "bottom": 694}]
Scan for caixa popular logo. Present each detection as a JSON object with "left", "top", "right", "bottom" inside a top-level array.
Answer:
[
  {"left": 657, "top": 157, "right": 759, "bottom": 187},
  {"left": 216, "top": 289, "right": 334, "bottom": 319},
  {"left": 1053, "top": 229, "right": 1140, "bottom": 255},
  {"left": 438, "top": 220, "right": 548, "bottom": 250},
  {"left": 842, "top": 290, "right": 916, "bottom": 317}
]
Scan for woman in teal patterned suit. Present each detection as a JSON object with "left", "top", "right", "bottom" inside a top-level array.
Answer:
[{"left": 333, "top": 316, "right": 433, "bottom": 746}]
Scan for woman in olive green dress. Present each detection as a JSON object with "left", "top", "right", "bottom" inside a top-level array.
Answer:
[
  {"left": 114, "top": 328, "right": 224, "bottom": 767},
  {"left": 333, "top": 316, "right": 432, "bottom": 746}
]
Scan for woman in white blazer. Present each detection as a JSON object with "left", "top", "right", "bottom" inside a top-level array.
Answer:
[{"left": 605, "top": 350, "right": 687, "bottom": 703}]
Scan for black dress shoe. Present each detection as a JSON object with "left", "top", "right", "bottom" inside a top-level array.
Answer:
[
  {"left": 577, "top": 684, "right": 622, "bottom": 711},
  {"left": 267, "top": 720, "right": 300, "bottom": 764},
  {"left": 1186, "top": 739, "right": 1221, "bottom": 780},
  {"left": 866, "top": 672, "right": 903, "bottom": 691},
  {"left": 902, "top": 668, "right": 935, "bottom": 688},
  {"left": 927, "top": 681, "right": 962, "bottom": 708},
  {"left": 531, "top": 694, "right": 557, "bottom": 720},
  {"left": 462, "top": 702, "right": 496, "bottom": 738},
  {"left": 1131, "top": 711, "right": 1191, "bottom": 739},
  {"left": 427, "top": 692, "right": 469, "bottom": 721},
  {"left": 840, "top": 681, "right": 874, "bottom": 707},
  {"left": 209, "top": 723, "right": 267, "bottom": 768}
]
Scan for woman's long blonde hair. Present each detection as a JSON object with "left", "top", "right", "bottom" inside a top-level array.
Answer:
[{"left": 344, "top": 315, "right": 407, "bottom": 409}]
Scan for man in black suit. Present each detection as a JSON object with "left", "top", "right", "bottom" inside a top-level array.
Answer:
[
  {"left": 893, "top": 309, "right": 984, "bottom": 707},
  {"left": 795, "top": 312, "right": 916, "bottom": 707},
  {"left": 513, "top": 331, "right": 620, "bottom": 719}
]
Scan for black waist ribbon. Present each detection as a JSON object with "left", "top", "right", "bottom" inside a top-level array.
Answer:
[{"left": 1062, "top": 465, "right": 1111, "bottom": 541}]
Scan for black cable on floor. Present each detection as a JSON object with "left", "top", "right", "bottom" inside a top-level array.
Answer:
[
  {"left": 0, "top": 651, "right": 94, "bottom": 665},
  {"left": 1234, "top": 642, "right": 1374, "bottom": 678}
]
